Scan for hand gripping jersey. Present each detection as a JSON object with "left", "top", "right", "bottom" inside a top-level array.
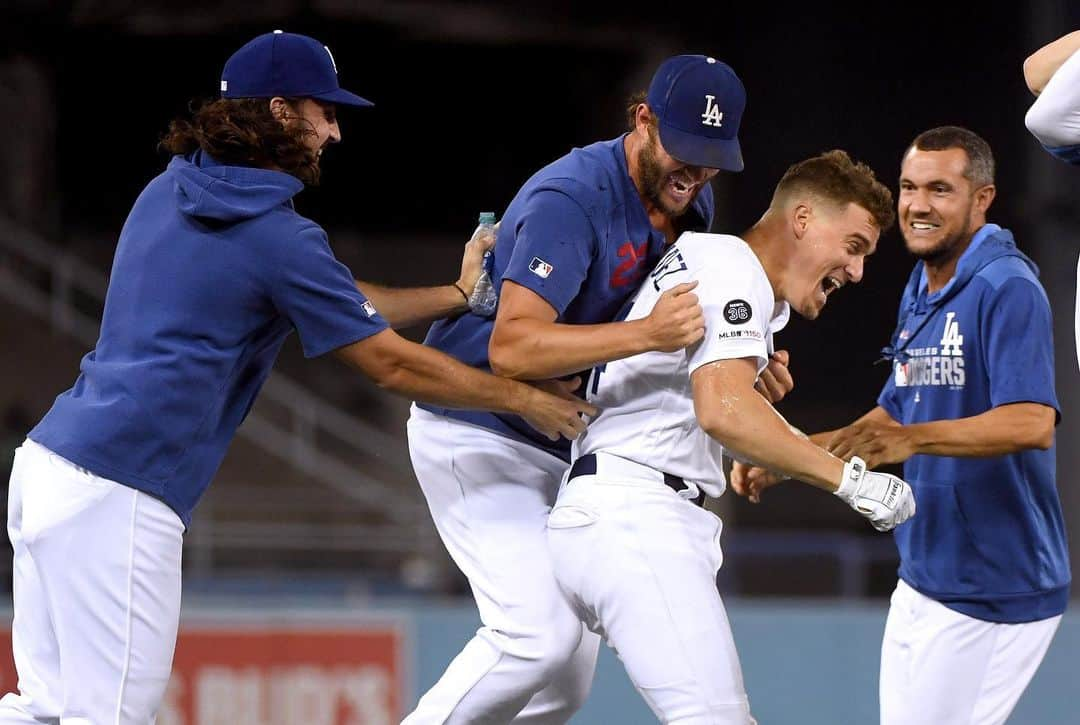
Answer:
[
  {"left": 574, "top": 232, "right": 789, "bottom": 497},
  {"left": 421, "top": 136, "right": 713, "bottom": 461},
  {"left": 877, "top": 224, "right": 1070, "bottom": 623}
]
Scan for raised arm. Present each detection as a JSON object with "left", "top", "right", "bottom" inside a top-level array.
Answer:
[
  {"left": 1024, "top": 30, "right": 1080, "bottom": 149},
  {"left": 354, "top": 222, "right": 496, "bottom": 328},
  {"left": 355, "top": 281, "right": 468, "bottom": 329},
  {"left": 488, "top": 280, "right": 704, "bottom": 380},
  {"left": 1023, "top": 30, "right": 1080, "bottom": 95}
]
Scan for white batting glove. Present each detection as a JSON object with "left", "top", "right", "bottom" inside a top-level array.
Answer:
[{"left": 834, "top": 456, "right": 915, "bottom": 532}]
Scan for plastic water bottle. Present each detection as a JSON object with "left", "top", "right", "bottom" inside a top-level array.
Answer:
[{"left": 468, "top": 212, "right": 499, "bottom": 317}]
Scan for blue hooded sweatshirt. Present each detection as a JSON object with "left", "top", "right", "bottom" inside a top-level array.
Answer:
[
  {"left": 30, "top": 152, "right": 388, "bottom": 527},
  {"left": 878, "top": 224, "right": 1070, "bottom": 623}
]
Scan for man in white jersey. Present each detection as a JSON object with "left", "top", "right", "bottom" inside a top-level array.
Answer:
[
  {"left": 1024, "top": 30, "right": 1080, "bottom": 367},
  {"left": 546, "top": 150, "right": 916, "bottom": 724}
]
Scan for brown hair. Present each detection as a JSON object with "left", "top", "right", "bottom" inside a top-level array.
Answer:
[
  {"left": 773, "top": 150, "right": 895, "bottom": 231},
  {"left": 625, "top": 90, "right": 650, "bottom": 131},
  {"left": 160, "top": 98, "right": 321, "bottom": 185},
  {"left": 906, "top": 125, "right": 995, "bottom": 188}
]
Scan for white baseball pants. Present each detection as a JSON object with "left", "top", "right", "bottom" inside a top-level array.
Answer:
[
  {"left": 404, "top": 407, "right": 600, "bottom": 724},
  {"left": 0, "top": 440, "right": 184, "bottom": 725},
  {"left": 546, "top": 453, "right": 754, "bottom": 725},
  {"left": 880, "top": 578, "right": 1062, "bottom": 725}
]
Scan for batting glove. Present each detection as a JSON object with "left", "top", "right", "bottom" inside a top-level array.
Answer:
[{"left": 834, "top": 456, "right": 915, "bottom": 532}]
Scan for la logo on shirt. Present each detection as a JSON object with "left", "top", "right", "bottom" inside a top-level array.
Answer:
[{"left": 894, "top": 311, "right": 966, "bottom": 389}]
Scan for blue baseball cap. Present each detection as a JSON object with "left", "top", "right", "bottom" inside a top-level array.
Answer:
[
  {"left": 646, "top": 55, "right": 745, "bottom": 171},
  {"left": 220, "top": 30, "right": 373, "bottom": 108}
]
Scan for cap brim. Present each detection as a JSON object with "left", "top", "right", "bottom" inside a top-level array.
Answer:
[
  {"left": 657, "top": 123, "right": 743, "bottom": 172},
  {"left": 312, "top": 87, "right": 374, "bottom": 108}
]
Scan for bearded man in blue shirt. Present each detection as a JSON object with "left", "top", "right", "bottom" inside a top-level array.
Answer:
[
  {"left": 0, "top": 31, "right": 595, "bottom": 724},
  {"left": 734, "top": 126, "right": 1069, "bottom": 725},
  {"left": 406, "top": 56, "right": 796, "bottom": 724}
]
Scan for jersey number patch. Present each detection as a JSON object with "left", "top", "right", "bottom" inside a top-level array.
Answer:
[{"left": 723, "top": 299, "right": 752, "bottom": 324}]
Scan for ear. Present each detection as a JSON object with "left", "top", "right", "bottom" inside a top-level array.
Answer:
[
  {"left": 269, "top": 97, "right": 290, "bottom": 121},
  {"left": 973, "top": 183, "right": 996, "bottom": 215},
  {"left": 791, "top": 202, "right": 812, "bottom": 240},
  {"left": 633, "top": 103, "right": 653, "bottom": 139}
]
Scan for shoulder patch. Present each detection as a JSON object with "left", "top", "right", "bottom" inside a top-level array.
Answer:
[{"left": 723, "top": 299, "right": 752, "bottom": 325}]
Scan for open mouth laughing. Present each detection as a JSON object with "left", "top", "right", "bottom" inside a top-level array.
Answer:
[{"left": 666, "top": 172, "right": 699, "bottom": 204}]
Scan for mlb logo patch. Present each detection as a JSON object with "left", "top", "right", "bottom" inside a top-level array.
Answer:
[
  {"left": 894, "top": 361, "right": 909, "bottom": 387},
  {"left": 529, "top": 257, "right": 554, "bottom": 279},
  {"left": 362, "top": 300, "right": 377, "bottom": 317}
]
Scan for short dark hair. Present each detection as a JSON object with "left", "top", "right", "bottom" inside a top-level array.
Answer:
[
  {"left": 160, "top": 97, "right": 321, "bottom": 185},
  {"left": 906, "top": 125, "right": 995, "bottom": 188},
  {"left": 773, "top": 150, "right": 895, "bottom": 231}
]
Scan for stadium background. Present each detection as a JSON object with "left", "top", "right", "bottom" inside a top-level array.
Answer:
[{"left": 1, "top": 0, "right": 1078, "bottom": 721}]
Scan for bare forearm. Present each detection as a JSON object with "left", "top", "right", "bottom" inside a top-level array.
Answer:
[
  {"left": 1024, "top": 30, "right": 1080, "bottom": 94},
  {"left": 489, "top": 317, "right": 652, "bottom": 380},
  {"left": 356, "top": 281, "right": 467, "bottom": 329},
  {"left": 341, "top": 332, "right": 529, "bottom": 413},
  {"left": 379, "top": 344, "right": 530, "bottom": 412},
  {"left": 704, "top": 394, "right": 844, "bottom": 491},
  {"left": 904, "top": 403, "right": 1054, "bottom": 457}
]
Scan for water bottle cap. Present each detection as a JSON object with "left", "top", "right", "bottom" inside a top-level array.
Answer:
[{"left": 478, "top": 212, "right": 497, "bottom": 225}]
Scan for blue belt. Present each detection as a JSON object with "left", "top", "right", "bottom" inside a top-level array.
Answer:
[{"left": 568, "top": 453, "right": 705, "bottom": 507}]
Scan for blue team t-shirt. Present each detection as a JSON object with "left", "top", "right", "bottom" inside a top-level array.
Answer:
[
  {"left": 421, "top": 135, "right": 714, "bottom": 460},
  {"left": 877, "top": 224, "right": 1070, "bottom": 623},
  {"left": 30, "top": 152, "right": 389, "bottom": 527}
]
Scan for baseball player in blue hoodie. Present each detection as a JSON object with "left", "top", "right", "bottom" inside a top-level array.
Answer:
[
  {"left": 734, "top": 126, "right": 1069, "bottom": 724},
  {"left": 0, "top": 31, "right": 593, "bottom": 724}
]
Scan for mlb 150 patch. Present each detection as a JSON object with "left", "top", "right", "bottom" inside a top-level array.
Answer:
[{"left": 723, "top": 299, "right": 752, "bottom": 324}]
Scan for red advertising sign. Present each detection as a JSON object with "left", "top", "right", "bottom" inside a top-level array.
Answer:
[{"left": 0, "top": 614, "right": 409, "bottom": 725}]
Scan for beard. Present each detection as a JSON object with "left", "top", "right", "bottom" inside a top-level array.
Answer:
[
  {"left": 909, "top": 227, "right": 967, "bottom": 265},
  {"left": 638, "top": 128, "right": 693, "bottom": 218}
]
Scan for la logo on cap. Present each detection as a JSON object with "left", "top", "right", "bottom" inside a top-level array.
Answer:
[{"left": 701, "top": 95, "right": 724, "bottom": 127}]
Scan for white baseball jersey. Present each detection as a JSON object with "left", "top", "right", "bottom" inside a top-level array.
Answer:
[{"left": 573, "top": 232, "right": 790, "bottom": 497}]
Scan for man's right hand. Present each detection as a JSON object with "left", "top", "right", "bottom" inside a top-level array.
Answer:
[
  {"left": 642, "top": 281, "right": 705, "bottom": 352},
  {"left": 516, "top": 377, "right": 598, "bottom": 442},
  {"left": 834, "top": 456, "right": 916, "bottom": 532},
  {"left": 729, "top": 461, "right": 787, "bottom": 503}
]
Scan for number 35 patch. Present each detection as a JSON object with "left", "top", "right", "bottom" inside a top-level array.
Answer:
[{"left": 723, "top": 299, "right": 752, "bottom": 325}]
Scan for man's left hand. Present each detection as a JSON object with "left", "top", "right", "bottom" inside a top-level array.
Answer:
[
  {"left": 827, "top": 419, "right": 917, "bottom": 468},
  {"left": 456, "top": 222, "right": 498, "bottom": 294},
  {"left": 755, "top": 349, "right": 793, "bottom": 404}
]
